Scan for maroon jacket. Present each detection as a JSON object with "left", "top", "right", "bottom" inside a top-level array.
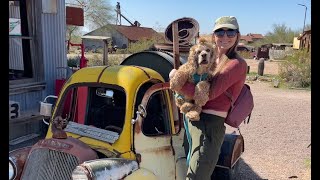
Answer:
[{"left": 178, "top": 57, "right": 248, "bottom": 112}]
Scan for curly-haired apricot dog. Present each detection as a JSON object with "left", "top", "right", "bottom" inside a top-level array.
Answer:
[{"left": 170, "top": 38, "right": 216, "bottom": 121}]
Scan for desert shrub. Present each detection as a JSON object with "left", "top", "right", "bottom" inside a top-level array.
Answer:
[
  {"left": 95, "top": 47, "right": 104, "bottom": 53},
  {"left": 67, "top": 56, "right": 80, "bottom": 67},
  {"left": 116, "top": 48, "right": 129, "bottom": 54},
  {"left": 127, "top": 35, "right": 165, "bottom": 54},
  {"left": 238, "top": 51, "right": 253, "bottom": 59},
  {"left": 279, "top": 49, "right": 311, "bottom": 88},
  {"left": 108, "top": 55, "right": 124, "bottom": 66},
  {"left": 85, "top": 53, "right": 129, "bottom": 66},
  {"left": 87, "top": 54, "right": 103, "bottom": 66},
  {"left": 127, "top": 38, "right": 154, "bottom": 53}
]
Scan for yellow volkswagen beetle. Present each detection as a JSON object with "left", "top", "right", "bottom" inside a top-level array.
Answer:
[{"left": 9, "top": 51, "right": 244, "bottom": 180}]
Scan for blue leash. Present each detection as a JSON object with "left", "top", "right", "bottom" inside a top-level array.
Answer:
[
  {"left": 174, "top": 93, "right": 192, "bottom": 165},
  {"left": 183, "top": 114, "right": 192, "bottom": 166},
  {"left": 174, "top": 73, "right": 208, "bottom": 166}
]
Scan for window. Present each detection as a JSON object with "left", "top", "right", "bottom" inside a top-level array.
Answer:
[
  {"left": 85, "top": 87, "right": 126, "bottom": 134},
  {"left": 142, "top": 91, "right": 171, "bottom": 136},
  {"left": 134, "top": 81, "right": 171, "bottom": 136},
  {"left": 54, "top": 85, "right": 126, "bottom": 135},
  {"left": 9, "top": 0, "right": 34, "bottom": 81}
]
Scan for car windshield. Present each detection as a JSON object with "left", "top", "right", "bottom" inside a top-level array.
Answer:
[{"left": 54, "top": 84, "right": 126, "bottom": 137}]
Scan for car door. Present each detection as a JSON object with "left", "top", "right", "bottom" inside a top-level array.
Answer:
[{"left": 133, "top": 82, "right": 176, "bottom": 179}]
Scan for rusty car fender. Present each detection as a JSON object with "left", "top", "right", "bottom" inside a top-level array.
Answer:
[
  {"left": 124, "top": 168, "right": 157, "bottom": 180},
  {"left": 9, "top": 146, "right": 32, "bottom": 179}
]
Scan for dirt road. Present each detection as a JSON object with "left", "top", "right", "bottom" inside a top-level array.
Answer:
[{"left": 231, "top": 59, "right": 311, "bottom": 179}]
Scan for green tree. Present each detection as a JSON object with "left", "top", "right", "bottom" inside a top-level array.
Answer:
[
  {"left": 251, "top": 23, "right": 300, "bottom": 47},
  {"left": 66, "top": 0, "right": 115, "bottom": 29},
  {"left": 65, "top": 0, "right": 115, "bottom": 52}
]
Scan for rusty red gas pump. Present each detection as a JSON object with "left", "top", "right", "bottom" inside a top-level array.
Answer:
[
  {"left": 68, "top": 40, "right": 88, "bottom": 68},
  {"left": 54, "top": 40, "right": 88, "bottom": 123},
  {"left": 56, "top": 40, "right": 88, "bottom": 96}
]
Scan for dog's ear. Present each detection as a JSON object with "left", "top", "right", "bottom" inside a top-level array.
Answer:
[
  {"left": 210, "top": 44, "right": 216, "bottom": 57},
  {"left": 189, "top": 45, "right": 197, "bottom": 55}
]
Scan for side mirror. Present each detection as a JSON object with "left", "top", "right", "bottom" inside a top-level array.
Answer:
[
  {"left": 96, "top": 88, "right": 114, "bottom": 98},
  {"left": 131, "top": 104, "right": 147, "bottom": 124},
  {"left": 105, "top": 90, "right": 114, "bottom": 98},
  {"left": 40, "top": 95, "right": 58, "bottom": 125}
]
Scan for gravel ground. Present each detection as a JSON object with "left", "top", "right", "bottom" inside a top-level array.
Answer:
[{"left": 228, "top": 59, "right": 311, "bottom": 180}]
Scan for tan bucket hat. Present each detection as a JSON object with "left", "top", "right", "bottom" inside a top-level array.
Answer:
[{"left": 212, "top": 16, "right": 239, "bottom": 32}]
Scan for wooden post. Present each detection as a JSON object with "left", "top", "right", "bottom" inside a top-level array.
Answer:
[
  {"left": 103, "top": 40, "right": 109, "bottom": 65},
  {"left": 172, "top": 21, "right": 180, "bottom": 70},
  {"left": 258, "top": 58, "right": 265, "bottom": 76}
]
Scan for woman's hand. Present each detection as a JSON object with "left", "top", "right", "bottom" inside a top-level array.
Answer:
[{"left": 169, "top": 69, "right": 177, "bottom": 79}]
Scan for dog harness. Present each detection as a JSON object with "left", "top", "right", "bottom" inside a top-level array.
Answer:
[{"left": 192, "top": 73, "right": 209, "bottom": 83}]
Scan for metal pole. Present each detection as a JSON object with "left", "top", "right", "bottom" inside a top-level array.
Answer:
[
  {"left": 172, "top": 21, "right": 180, "bottom": 70},
  {"left": 303, "top": 6, "right": 307, "bottom": 31},
  {"left": 298, "top": 4, "right": 307, "bottom": 32},
  {"left": 103, "top": 40, "right": 109, "bottom": 65}
]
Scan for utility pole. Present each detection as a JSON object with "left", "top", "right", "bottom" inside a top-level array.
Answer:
[
  {"left": 116, "top": 2, "right": 121, "bottom": 25},
  {"left": 114, "top": 2, "right": 140, "bottom": 27},
  {"left": 297, "top": 4, "right": 307, "bottom": 33}
]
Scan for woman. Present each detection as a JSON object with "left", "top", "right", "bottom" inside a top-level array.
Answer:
[{"left": 169, "top": 16, "right": 248, "bottom": 180}]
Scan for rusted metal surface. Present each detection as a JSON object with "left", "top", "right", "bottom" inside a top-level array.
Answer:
[
  {"left": 230, "top": 134, "right": 244, "bottom": 167},
  {"left": 134, "top": 82, "right": 170, "bottom": 134},
  {"left": 140, "top": 82, "right": 170, "bottom": 109},
  {"left": 124, "top": 168, "right": 157, "bottom": 180},
  {"left": 134, "top": 132, "right": 176, "bottom": 179},
  {"left": 134, "top": 83, "right": 176, "bottom": 179},
  {"left": 164, "top": 17, "right": 199, "bottom": 46},
  {"left": 21, "top": 149, "right": 79, "bottom": 180},
  {"left": 79, "top": 158, "right": 138, "bottom": 179},
  {"left": 66, "top": 6, "right": 84, "bottom": 26},
  {"left": 51, "top": 116, "right": 68, "bottom": 139},
  {"left": 33, "top": 137, "right": 98, "bottom": 163},
  {"left": 9, "top": 146, "right": 32, "bottom": 180},
  {"left": 172, "top": 128, "right": 187, "bottom": 180},
  {"left": 172, "top": 21, "right": 180, "bottom": 70},
  {"left": 18, "top": 137, "right": 97, "bottom": 180},
  {"left": 164, "top": 17, "right": 199, "bottom": 70},
  {"left": 216, "top": 134, "right": 244, "bottom": 168},
  {"left": 152, "top": 43, "right": 191, "bottom": 53}
]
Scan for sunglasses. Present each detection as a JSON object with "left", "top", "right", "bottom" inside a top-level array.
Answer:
[{"left": 214, "top": 29, "right": 238, "bottom": 38}]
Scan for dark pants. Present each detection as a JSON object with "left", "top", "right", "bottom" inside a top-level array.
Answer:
[{"left": 184, "top": 113, "right": 226, "bottom": 180}]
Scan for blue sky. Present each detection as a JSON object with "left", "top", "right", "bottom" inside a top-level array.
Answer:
[{"left": 104, "top": 0, "right": 311, "bottom": 36}]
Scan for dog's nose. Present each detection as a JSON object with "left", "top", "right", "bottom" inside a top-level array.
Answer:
[{"left": 201, "top": 54, "right": 207, "bottom": 58}]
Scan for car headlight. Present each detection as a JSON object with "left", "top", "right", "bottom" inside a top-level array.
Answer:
[
  {"left": 9, "top": 158, "right": 16, "bottom": 180},
  {"left": 72, "top": 166, "right": 90, "bottom": 180}
]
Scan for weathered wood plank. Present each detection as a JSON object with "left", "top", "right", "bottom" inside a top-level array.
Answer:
[{"left": 64, "top": 121, "right": 119, "bottom": 144}]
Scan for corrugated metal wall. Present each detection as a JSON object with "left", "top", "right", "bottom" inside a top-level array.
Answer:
[
  {"left": 9, "top": 6, "right": 24, "bottom": 70},
  {"left": 9, "top": 0, "right": 66, "bottom": 113},
  {"left": 41, "top": 0, "right": 67, "bottom": 95},
  {"left": 10, "top": 91, "right": 43, "bottom": 112}
]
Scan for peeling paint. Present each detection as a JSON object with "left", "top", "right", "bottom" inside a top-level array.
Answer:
[{"left": 82, "top": 158, "right": 138, "bottom": 180}]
